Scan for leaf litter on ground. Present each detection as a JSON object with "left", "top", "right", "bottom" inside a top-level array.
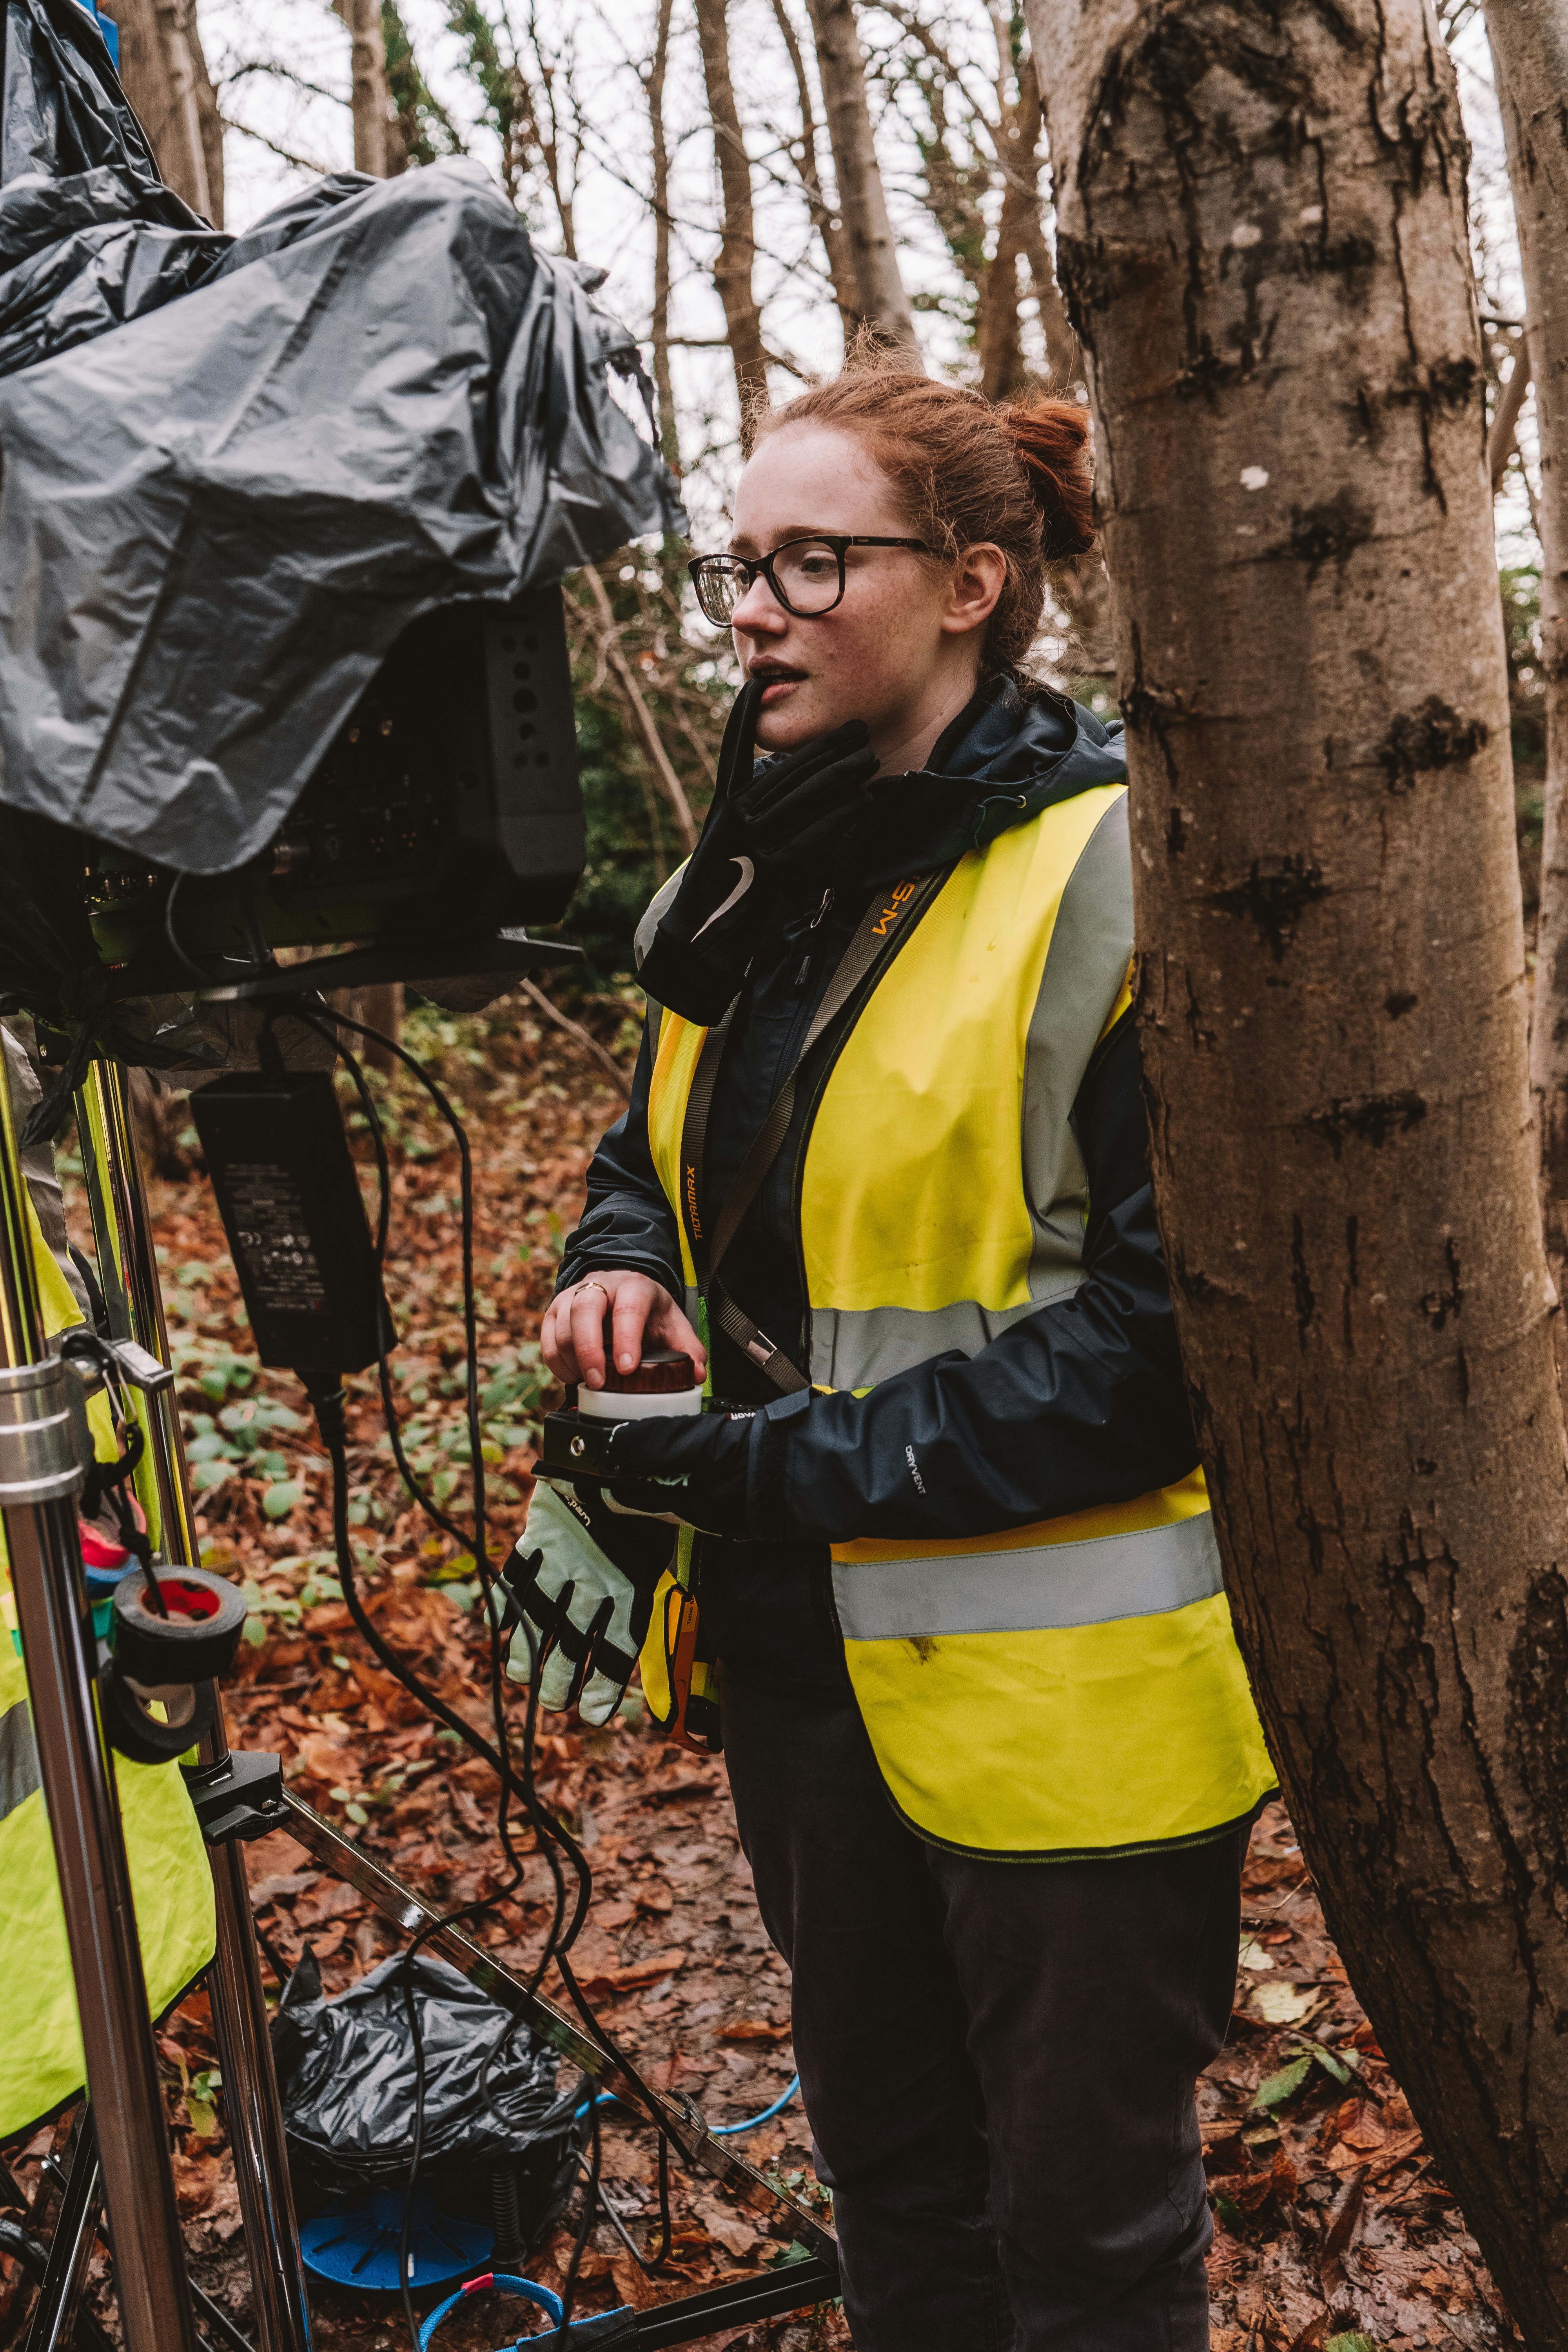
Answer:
[{"left": 0, "top": 992, "right": 1522, "bottom": 2352}]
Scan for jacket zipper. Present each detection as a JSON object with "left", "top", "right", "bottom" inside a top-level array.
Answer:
[{"left": 793, "top": 887, "right": 836, "bottom": 990}]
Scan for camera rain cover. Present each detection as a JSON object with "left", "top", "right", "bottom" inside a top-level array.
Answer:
[
  {"left": 0, "top": 0, "right": 685, "bottom": 875},
  {"left": 272, "top": 1947, "right": 580, "bottom": 2210}
]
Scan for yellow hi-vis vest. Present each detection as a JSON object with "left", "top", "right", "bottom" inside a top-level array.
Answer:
[
  {"left": 0, "top": 1192, "right": 216, "bottom": 2138},
  {"left": 643, "top": 782, "right": 1275, "bottom": 1860}
]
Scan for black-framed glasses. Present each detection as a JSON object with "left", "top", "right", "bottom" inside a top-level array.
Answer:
[{"left": 688, "top": 534, "right": 932, "bottom": 628}]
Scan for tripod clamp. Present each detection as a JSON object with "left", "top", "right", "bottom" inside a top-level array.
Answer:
[{"left": 0, "top": 1358, "right": 85, "bottom": 1504}]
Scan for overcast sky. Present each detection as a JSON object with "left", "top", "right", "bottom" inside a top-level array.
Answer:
[{"left": 199, "top": 0, "right": 1535, "bottom": 566}]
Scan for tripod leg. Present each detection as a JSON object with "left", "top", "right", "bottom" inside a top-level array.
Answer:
[
  {"left": 75, "top": 1062, "right": 312, "bottom": 2352},
  {"left": 23, "top": 2111, "right": 100, "bottom": 2352},
  {"left": 1, "top": 1044, "right": 199, "bottom": 2352}
]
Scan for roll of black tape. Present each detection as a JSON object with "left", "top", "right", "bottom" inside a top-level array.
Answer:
[{"left": 110, "top": 1567, "right": 249, "bottom": 1685}]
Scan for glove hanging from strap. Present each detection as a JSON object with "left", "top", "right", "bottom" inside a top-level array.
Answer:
[
  {"left": 638, "top": 677, "right": 882, "bottom": 1024},
  {"left": 498, "top": 1479, "right": 676, "bottom": 1725}
]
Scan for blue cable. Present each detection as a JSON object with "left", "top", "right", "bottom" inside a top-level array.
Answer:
[
  {"left": 710, "top": 2075, "right": 800, "bottom": 2136},
  {"left": 418, "top": 2270, "right": 563, "bottom": 2349},
  {"left": 574, "top": 2076, "right": 801, "bottom": 2136}
]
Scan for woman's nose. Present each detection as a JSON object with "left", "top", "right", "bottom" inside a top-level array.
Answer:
[{"left": 731, "top": 572, "right": 786, "bottom": 635}]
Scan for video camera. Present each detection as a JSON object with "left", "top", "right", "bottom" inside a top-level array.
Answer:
[{"left": 76, "top": 588, "right": 584, "bottom": 1005}]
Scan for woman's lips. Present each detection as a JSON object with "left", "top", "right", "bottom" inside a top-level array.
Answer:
[{"left": 754, "top": 670, "right": 803, "bottom": 704}]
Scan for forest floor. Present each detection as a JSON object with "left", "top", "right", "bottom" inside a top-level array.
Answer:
[{"left": 0, "top": 992, "right": 1522, "bottom": 2352}]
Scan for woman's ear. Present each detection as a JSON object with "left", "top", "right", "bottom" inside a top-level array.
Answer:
[{"left": 939, "top": 543, "right": 1007, "bottom": 639}]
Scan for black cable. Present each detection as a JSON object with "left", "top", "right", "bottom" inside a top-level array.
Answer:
[
  {"left": 398, "top": 1943, "right": 429, "bottom": 2352},
  {"left": 249, "top": 1917, "right": 295, "bottom": 1989},
  {"left": 163, "top": 873, "right": 211, "bottom": 987},
  {"left": 275, "top": 999, "right": 679, "bottom": 2320}
]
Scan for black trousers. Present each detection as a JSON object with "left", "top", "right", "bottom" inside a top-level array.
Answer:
[{"left": 719, "top": 1670, "right": 1247, "bottom": 2352}]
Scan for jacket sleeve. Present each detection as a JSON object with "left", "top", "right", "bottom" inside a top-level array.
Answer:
[
  {"left": 555, "top": 1013, "right": 686, "bottom": 1305},
  {"left": 750, "top": 1016, "right": 1200, "bottom": 1542}
]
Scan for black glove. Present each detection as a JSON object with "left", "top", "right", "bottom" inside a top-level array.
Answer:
[
  {"left": 585, "top": 1406, "right": 763, "bottom": 1539},
  {"left": 638, "top": 680, "right": 880, "bottom": 1023}
]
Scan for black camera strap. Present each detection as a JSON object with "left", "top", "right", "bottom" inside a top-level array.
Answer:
[{"left": 677, "top": 873, "right": 939, "bottom": 1394}]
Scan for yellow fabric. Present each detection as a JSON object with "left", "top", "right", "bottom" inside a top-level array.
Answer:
[
  {"left": 841, "top": 1592, "right": 1275, "bottom": 1858},
  {"left": 800, "top": 789, "right": 1123, "bottom": 1318},
  {"left": 832, "top": 1464, "right": 1212, "bottom": 1564},
  {"left": 0, "top": 1141, "right": 215, "bottom": 2135},
  {"left": 75, "top": 1083, "right": 162, "bottom": 1554},
  {"left": 641, "top": 790, "right": 1275, "bottom": 1857},
  {"left": 1101, "top": 956, "right": 1137, "bottom": 1041},
  {"left": 0, "top": 1636, "right": 216, "bottom": 2137},
  {"left": 647, "top": 1015, "right": 710, "bottom": 1294}
]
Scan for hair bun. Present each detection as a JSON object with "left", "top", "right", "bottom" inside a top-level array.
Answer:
[{"left": 997, "top": 399, "right": 1096, "bottom": 561}]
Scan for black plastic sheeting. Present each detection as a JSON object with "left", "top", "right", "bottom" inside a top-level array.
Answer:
[
  {"left": 0, "top": 0, "right": 684, "bottom": 874},
  {"left": 273, "top": 1947, "right": 582, "bottom": 2230}
]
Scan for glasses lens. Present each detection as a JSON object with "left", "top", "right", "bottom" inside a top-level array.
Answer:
[
  {"left": 772, "top": 539, "right": 843, "bottom": 616},
  {"left": 694, "top": 557, "right": 749, "bottom": 625}
]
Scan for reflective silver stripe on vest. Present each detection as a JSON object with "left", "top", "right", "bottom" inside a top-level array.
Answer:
[
  {"left": 809, "top": 1290, "right": 1082, "bottom": 1390},
  {"left": 806, "top": 795, "right": 1133, "bottom": 1394},
  {"left": 1020, "top": 793, "right": 1133, "bottom": 1304},
  {"left": 0, "top": 1697, "right": 41, "bottom": 1824},
  {"left": 832, "top": 1510, "right": 1223, "bottom": 1641}
]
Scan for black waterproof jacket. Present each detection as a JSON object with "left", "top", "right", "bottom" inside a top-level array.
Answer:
[{"left": 557, "top": 679, "right": 1202, "bottom": 1699}]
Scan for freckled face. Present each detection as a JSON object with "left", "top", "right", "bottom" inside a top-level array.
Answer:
[{"left": 727, "top": 425, "right": 965, "bottom": 756}]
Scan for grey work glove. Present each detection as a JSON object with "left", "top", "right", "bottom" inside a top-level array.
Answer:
[{"left": 501, "top": 1479, "right": 676, "bottom": 1725}]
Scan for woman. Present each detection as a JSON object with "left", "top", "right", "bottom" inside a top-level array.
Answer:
[{"left": 519, "top": 366, "right": 1275, "bottom": 2350}]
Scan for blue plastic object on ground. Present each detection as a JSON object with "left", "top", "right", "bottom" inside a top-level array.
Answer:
[
  {"left": 417, "top": 2270, "right": 566, "bottom": 2349},
  {"left": 299, "top": 2190, "right": 493, "bottom": 2296},
  {"left": 574, "top": 2075, "right": 801, "bottom": 2137}
]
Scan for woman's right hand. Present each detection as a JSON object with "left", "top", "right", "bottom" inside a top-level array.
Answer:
[{"left": 541, "top": 1269, "right": 707, "bottom": 1392}]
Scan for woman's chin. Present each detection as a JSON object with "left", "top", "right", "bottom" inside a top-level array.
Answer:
[{"left": 755, "top": 690, "right": 826, "bottom": 750}]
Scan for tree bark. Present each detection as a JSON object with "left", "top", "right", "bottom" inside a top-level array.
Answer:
[
  {"left": 646, "top": 0, "right": 682, "bottom": 473},
  {"left": 1487, "top": 329, "right": 1531, "bottom": 490},
  {"left": 107, "top": 0, "right": 223, "bottom": 225},
  {"left": 801, "top": 0, "right": 919, "bottom": 355},
  {"left": 1028, "top": 0, "right": 1568, "bottom": 2331},
  {"left": 694, "top": 0, "right": 770, "bottom": 418},
  {"left": 1489, "top": 0, "right": 1568, "bottom": 1390},
  {"left": 977, "top": 46, "right": 1045, "bottom": 400},
  {"left": 333, "top": 0, "right": 393, "bottom": 177},
  {"left": 769, "top": 0, "right": 862, "bottom": 348}
]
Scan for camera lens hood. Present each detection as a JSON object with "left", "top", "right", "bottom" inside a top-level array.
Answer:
[{"left": 110, "top": 1566, "right": 248, "bottom": 1685}]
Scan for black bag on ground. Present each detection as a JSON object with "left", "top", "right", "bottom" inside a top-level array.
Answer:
[{"left": 272, "top": 1947, "right": 581, "bottom": 2242}]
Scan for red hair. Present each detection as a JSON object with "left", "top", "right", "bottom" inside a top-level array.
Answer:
[{"left": 750, "top": 358, "right": 1095, "bottom": 673}]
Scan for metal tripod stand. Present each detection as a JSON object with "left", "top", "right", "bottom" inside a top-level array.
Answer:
[{"left": 8, "top": 1050, "right": 837, "bottom": 2352}]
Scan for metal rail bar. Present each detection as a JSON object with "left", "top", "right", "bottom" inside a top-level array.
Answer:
[
  {"left": 22, "top": 2110, "right": 100, "bottom": 2352},
  {"left": 75, "top": 1060, "right": 314, "bottom": 2352},
  {"left": 276, "top": 1788, "right": 835, "bottom": 2256},
  {"left": 2, "top": 1051, "right": 197, "bottom": 2352}
]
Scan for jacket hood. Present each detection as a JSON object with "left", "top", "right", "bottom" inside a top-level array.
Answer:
[{"left": 857, "top": 673, "right": 1127, "bottom": 888}]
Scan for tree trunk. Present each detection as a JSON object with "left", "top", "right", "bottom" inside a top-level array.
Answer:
[
  {"left": 1487, "top": 328, "right": 1531, "bottom": 490},
  {"left": 977, "top": 47, "right": 1045, "bottom": 401},
  {"left": 694, "top": 0, "right": 770, "bottom": 417},
  {"left": 769, "top": 0, "right": 862, "bottom": 349},
  {"left": 1027, "top": 0, "right": 1568, "bottom": 2332},
  {"left": 646, "top": 0, "right": 682, "bottom": 473},
  {"left": 801, "top": 0, "right": 919, "bottom": 356},
  {"left": 1489, "top": 0, "right": 1568, "bottom": 1388},
  {"left": 334, "top": 0, "right": 393, "bottom": 177},
  {"left": 107, "top": 0, "right": 223, "bottom": 225}
]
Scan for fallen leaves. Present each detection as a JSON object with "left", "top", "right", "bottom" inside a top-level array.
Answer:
[{"left": 0, "top": 1006, "right": 1499, "bottom": 2352}]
